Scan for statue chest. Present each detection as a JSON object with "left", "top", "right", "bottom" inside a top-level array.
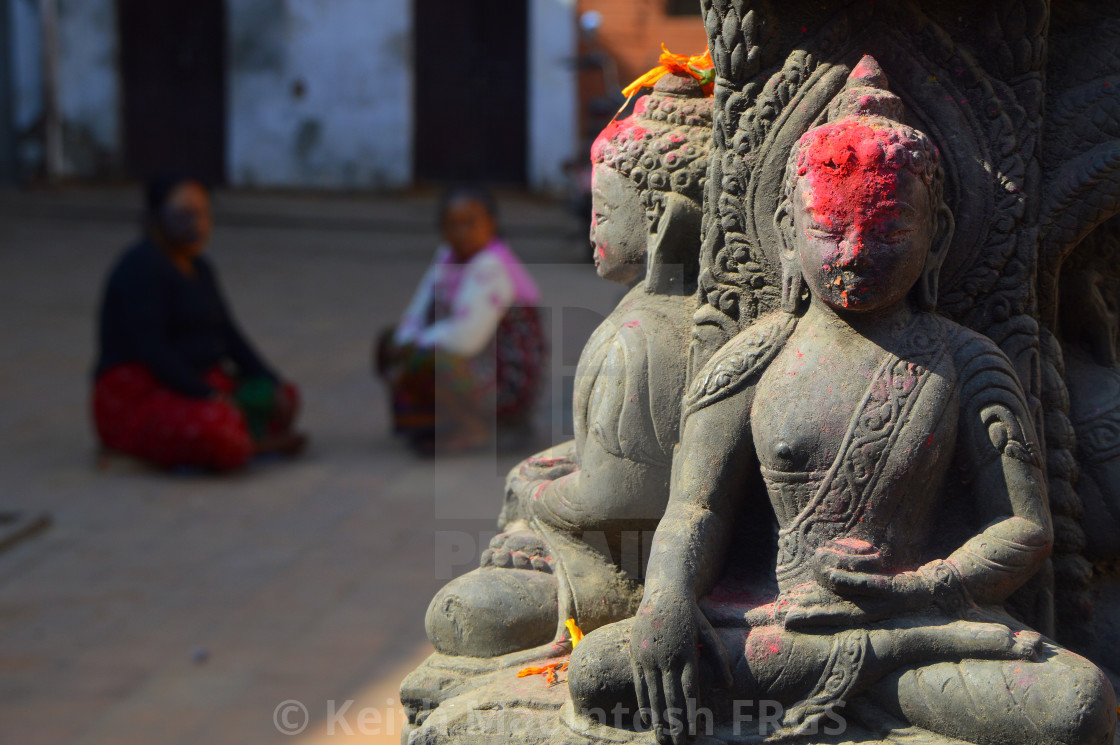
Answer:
[
  {"left": 750, "top": 338, "right": 902, "bottom": 474},
  {"left": 750, "top": 331, "right": 959, "bottom": 547}
]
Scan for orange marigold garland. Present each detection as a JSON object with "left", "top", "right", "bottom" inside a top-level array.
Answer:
[
  {"left": 621, "top": 45, "right": 715, "bottom": 99},
  {"left": 517, "top": 619, "right": 584, "bottom": 686}
]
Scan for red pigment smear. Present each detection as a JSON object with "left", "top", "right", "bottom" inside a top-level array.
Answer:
[
  {"left": 624, "top": 320, "right": 640, "bottom": 328},
  {"left": 590, "top": 109, "right": 650, "bottom": 165},
  {"left": 798, "top": 120, "right": 902, "bottom": 235},
  {"left": 747, "top": 626, "right": 785, "bottom": 661},
  {"left": 529, "top": 457, "right": 563, "bottom": 467},
  {"left": 850, "top": 57, "right": 879, "bottom": 81},
  {"left": 831, "top": 536, "right": 875, "bottom": 553},
  {"left": 797, "top": 120, "right": 909, "bottom": 307}
]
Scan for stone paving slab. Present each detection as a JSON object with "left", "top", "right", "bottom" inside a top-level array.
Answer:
[{"left": 0, "top": 188, "right": 621, "bottom": 745}]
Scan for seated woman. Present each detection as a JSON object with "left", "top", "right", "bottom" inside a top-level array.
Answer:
[
  {"left": 376, "top": 187, "right": 542, "bottom": 454},
  {"left": 93, "top": 174, "right": 305, "bottom": 472}
]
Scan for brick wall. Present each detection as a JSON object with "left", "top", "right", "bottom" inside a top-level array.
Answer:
[
  {"left": 575, "top": 0, "right": 708, "bottom": 146},
  {"left": 580, "top": 0, "right": 708, "bottom": 85}
]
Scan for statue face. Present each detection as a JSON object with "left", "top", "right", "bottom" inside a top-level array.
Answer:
[
  {"left": 590, "top": 165, "right": 647, "bottom": 285},
  {"left": 791, "top": 163, "right": 935, "bottom": 314}
]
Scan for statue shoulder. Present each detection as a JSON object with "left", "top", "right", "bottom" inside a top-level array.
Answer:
[
  {"left": 684, "top": 311, "right": 797, "bottom": 416},
  {"left": 938, "top": 320, "right": 1026, "bottom": 399},
  {"left": 937, "top": 318, "right": 1042, "bottom": 468}
]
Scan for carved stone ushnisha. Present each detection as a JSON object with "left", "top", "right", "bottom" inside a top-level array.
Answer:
[
  {"left": 400, "top": 73, "right": 713, "bottom": 739},
  {"left": 400, "top": 0, "right": 1120, "bottom": 742}
]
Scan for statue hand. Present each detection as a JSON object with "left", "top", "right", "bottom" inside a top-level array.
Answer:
[
  {"left": 506, "top": 443, "right": 578, "bottom": 496},
  {"left": 501, "top": 461, "right": 550, "bottom": 528},
  {"left": 813, "top": 540, "right": 924, "bottom": 603},
  {"left": 630, "top": 590, "right": 733, "bottom": 745},
  {"left": 520, "top": 442, "right": 578, "bottom": 482},
  {"left": 782, "top": 588, "right": 918, "bottom": 628}
]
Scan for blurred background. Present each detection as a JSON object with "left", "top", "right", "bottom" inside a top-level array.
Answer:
[
  {"left": 0, "top": 0, "right": 706, "bottom": 191},
  {"left": 0, "top": 2, "right": 705, "bottom": 744}
]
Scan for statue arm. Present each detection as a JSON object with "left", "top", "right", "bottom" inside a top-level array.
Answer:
[
  {"left": 513, "top": 326, "right": 677, "bottom": 532},
  {"left": 940, "top": 393, "right": 1052, "bottom": 606},
  {"left": 821, "top": 339, "right": 1052, "bottom": 612},
  {"left": 520, "top": 432, "right": 674, "bottom": 532},
  {"left": 644, "top": 395, "right": 755, "bottom": 600},
  {"left": 628, "top": 392, "right": 752, "bottom": 733}
]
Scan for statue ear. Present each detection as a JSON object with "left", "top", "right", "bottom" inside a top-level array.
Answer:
[
  {"left": 647, "top": 191, "right": 701, "bottom": 294},
  {"left": 774, "top": 198, "right": 804, "bottom": 313},
  {"left": 918, "top": 203, "right": 955, "bottom": 311}
]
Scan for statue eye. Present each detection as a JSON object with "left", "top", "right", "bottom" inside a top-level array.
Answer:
[
  {"left": 807, "top": 227, "right": 838, "bottom": 240},
  {"left": 880, "top": 228, "right": 915, "bottom": 244}
]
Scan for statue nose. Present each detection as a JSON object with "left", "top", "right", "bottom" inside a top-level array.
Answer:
[{"left": 838, "top": 233, "right": 868, "bottom": 262}]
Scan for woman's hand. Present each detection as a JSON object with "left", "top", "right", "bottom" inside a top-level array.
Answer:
[{"left": 629, "top": 588, "right": 733, "bottom": 745}]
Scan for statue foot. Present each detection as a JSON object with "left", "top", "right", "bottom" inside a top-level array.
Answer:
[
  {"left": 872, "top": 620, "right": 1043, "bottom": 674},
  {"left": 928, "top": 621, "right": 1042, "bottom": 661},
  {"left": 481, "top": 529, "right": 553, "bottom": 573},
  {"left": 1010, "top": 629, "right": 1043, "bottom": 660}
]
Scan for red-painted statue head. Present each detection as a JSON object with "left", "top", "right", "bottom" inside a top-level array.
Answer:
[
  {"left": 776, "top": 56, "right": 955, "bottom": 314},
  {"left": 589, "top": 74, "right": 712, "bottom": 285}
]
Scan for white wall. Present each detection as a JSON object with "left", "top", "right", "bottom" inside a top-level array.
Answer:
[
  {"left": 56, "top": 0, "right": 120, "bottom": 175},
  {"left": 227, "top": 0, "right": 413, "bottom": 189},
  {"left": 9, "top": 0, "right": 41, "bottom": 135},
  {"left": 9, "top": 0, "right": 120, "bottom": 177},
  {"left": 528, "top": 0, "right": 577, "bottom": 193}
]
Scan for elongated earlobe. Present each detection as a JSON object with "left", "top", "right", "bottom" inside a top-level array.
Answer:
[
  {"left": 782, "top": 261, "right": 806, "bottom": 313},
  {"left": 775, "top": 198, "right": 805, "bottom": 313},
  {"left": 918, "top": 203, "right": 955, "bottom": 312},
  {"left": 646, "top": 192, "right": 701, "bottom": 295},
  {"left": 917, "top": 264, "right": 939, "bottom": 311}
]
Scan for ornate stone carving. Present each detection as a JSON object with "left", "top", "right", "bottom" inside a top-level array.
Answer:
[
  {"left": 566, "top": 63, "right": 1114, "bottom": 745},
  {"left": 400, "top": 1, "right": 1120, "bottom": 742},
  {"left": 401, "top": 73, "right": 713, "bottom": 740}
]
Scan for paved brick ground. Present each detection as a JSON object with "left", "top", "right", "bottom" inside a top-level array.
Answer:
[{"left": 0, "top": 187, "right": 621, "bottom": 745}]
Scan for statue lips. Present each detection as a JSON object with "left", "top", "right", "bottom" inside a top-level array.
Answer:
[{"left": 821, "top": 255, "right": 880, "bottom": 308}]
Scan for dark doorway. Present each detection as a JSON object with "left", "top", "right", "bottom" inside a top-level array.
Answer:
[
  {"left": 118, "top": 0, "right": 226, "bottom": 184},
  {"left": 413, "top": 0, "right": 528, "bottom": 185}
]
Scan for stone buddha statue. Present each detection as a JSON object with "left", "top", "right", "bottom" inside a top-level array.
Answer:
[
  {"left": 1060, "top": 217, "right": 1120, "bottom": 561},
  {"left": 566, "top": 60, "right": 1116, "bottom": 745},
  {"left": 401, "top": 74, "right": 713, "bottom": 715},
  {"left": 1058, "top": 216, "right": 1120, "bottom": 683}
]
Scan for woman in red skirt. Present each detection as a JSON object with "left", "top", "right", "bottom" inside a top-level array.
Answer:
[{"left": 92, "top": 175, "right": 306, "bottom": 471}]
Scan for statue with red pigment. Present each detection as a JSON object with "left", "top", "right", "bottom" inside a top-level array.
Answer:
[
  {"left": 401, "top": 72, "right": 714, "bottom": 721},
  {"left": 565, "top": 59, "right": 1117, "bottom": 745}
]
